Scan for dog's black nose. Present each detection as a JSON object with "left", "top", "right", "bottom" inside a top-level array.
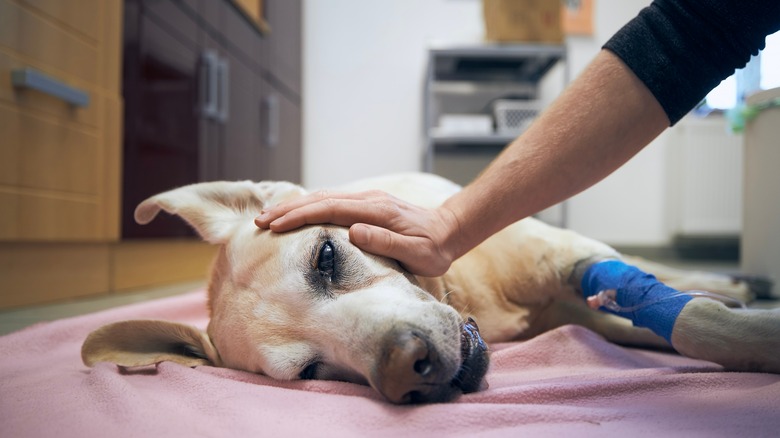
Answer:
[
  {"left": 375, "top": 330, "right": 456, "bottom": 404},
  {"left": 414, "top": 357, "right": 433, "bottom": 376}
]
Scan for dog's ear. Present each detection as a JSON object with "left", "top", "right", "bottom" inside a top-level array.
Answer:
[
  {"left": 81, "top": 320, "right": 222, "bottom": 368},
  {"left": 134, "top": 180, "right": 306, "bottom": 243}
]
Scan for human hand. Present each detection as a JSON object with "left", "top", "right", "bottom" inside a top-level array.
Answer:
[{"left": 254, "top": 190, "right": 460, "bottom": 277}]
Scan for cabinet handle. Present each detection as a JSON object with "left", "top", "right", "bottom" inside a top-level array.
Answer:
[
  {"left": 11, "top": 68, "right": 90, "bottom": 107},
  {"left": 265, "top": 94, "right": 280, "bottom": 147},
  {"left": 199, "top": 50, "right": 219, "bottom": 119},
  {"left": 216, "top": 58, "right": 229, "bottom": 123}
]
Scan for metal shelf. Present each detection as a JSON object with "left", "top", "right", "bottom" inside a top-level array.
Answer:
[
  {"left": 424, "top": 43, "right": 566, "bottom": 169},
  {"left": 430, "top": 43, "right": 565, "bottom": 83},
  {"left": 430, "top": 131, "right": 517, "bottom": 148},
  {"left": 428, "top": 42, "right": 566, "bottom": 57},
  {"left": 423, "top": 43, "right": 568, "bottom": 228}
]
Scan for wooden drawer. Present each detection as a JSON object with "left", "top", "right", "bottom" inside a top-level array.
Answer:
[
  {"left": 0, "top": 190, "right": 104, "bottom": 240},
  {"left": 0, "top": 240, "right": 215, "bottom": 309},
  {"left": 0, "top": 51, "right": 100, "bottom": 129},
  {"left": 0, "top": 93, "right": 121, "bottom": 241},
  {"left": 0, "top": 0, "right": 122, "bottom": 242},
  {"left": 19, "top": 0, "right": 103, "bottom": 41},
  {"left": 0, "top": 104, "right": 100, "bottom": 194},
  {"left": 0, "top": 243, "right": 112, "bottom": 308},
  {"left": 0, "top": 0, "right": 102, "bottom": 86}
]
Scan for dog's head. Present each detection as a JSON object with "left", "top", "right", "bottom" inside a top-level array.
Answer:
[{"left": 82, "top": 180, "right": 489, "bottom": 404}]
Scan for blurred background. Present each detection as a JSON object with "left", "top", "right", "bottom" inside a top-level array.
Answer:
[{"left": 1, "top": 0, "right": 778, "bottom": 330}]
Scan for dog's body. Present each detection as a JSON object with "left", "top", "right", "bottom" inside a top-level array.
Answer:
[{"left": 83, "top": 173, "right": 780, "bottom": 404}]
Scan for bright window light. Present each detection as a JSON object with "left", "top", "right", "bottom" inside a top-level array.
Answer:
[
  {"left": 706, "top": 75, "right": 737, "bottom": 110},
  {"left": 761, "top": 31, "right": 780, "bottom": 89},
  {"left": 705, "top": 30, "right": 779, "bottom": 110}
]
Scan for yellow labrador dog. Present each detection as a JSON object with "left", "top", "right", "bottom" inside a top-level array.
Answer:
[{"left": 82, "top": 173, "right": 780, "bottom": 404}]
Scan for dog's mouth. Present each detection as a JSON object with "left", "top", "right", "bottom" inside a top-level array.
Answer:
[{"left": 452, "top": 317, "right": 490, "bottom": 393}]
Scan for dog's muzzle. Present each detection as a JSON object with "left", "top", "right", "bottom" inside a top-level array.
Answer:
[{"left": 374, "top": 317, "right": 489, "bottom": 404}]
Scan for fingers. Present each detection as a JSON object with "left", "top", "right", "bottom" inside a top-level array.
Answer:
[
  {"left": 349, "top": 223, "right": 398, "bottom": 258},
  {"left": 253, "top": 188, "right": 455, "bottom": 276},
  {"left": 262, "top": 198, "right": 349, "bottom": 232},
  {"left": 349, "top": 224, "right": 450, "bottom": 277},
  {"left": 254, "top": 190, "right": 340, "bottom": 228},
  {"left": 254, "top": 190, "right": 382, "bottom": 231}
]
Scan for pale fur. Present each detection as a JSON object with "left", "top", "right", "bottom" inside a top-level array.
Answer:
[{"left": 83, "top": 172, "right": 780, "bottom": 403}]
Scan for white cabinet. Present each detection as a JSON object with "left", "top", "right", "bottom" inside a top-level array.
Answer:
[{"left": 742, "top": 87, "right": 780, "bottom": 297}]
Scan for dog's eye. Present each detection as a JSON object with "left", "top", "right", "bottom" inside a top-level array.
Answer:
[
  {"left": 299, "top": 362, "right": 320, "bottom": 380},
  {"left": 317, "top": 242, "right": 335, "bottom": 279}
]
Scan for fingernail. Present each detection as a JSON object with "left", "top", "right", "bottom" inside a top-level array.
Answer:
[{"left": 255, "top": 211, "right": 271, "bottom": 228}]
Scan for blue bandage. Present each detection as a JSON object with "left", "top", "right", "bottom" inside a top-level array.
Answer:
[{"left": 581, "top": 260, "right": 692, "bottom": 344}]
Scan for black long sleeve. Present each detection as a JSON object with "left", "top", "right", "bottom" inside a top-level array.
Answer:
[{"left": 603, "top": 0, "right": 780, "bottom": 125}]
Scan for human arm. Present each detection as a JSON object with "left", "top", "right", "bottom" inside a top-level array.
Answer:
[
  {"left": 256, "top": 50, "right": 668, "bottom": 276},
  {"left": 257, "top": 0, "right": 780, "bottom": 276},
  {"left": 424, "top": 49, "right": 669, "bottom": 268}
]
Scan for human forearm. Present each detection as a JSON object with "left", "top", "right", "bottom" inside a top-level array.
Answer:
[
  {"left": 255, "top": 51, "right": 670, "bottom": 277},
  {"left": 439, "top": 50, "right": 670, "bottom": 260}
]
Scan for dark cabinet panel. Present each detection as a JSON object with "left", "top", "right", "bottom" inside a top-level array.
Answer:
[
  {"left": 198, "top": 0, "right": 223, "bottom": 31},
  {"left": 143, "top": 0, "right": 199, "bottom": 46},
  {"left": 262, "top": 90, "right": 302, "bottom": 181},
  {"left": 122, "top": 2, "right": 201, "bottom": 238},
  {"left": 223, "top": 1, "right": 268, "bottom": 71},
  {"left": 122, "top": 0, "right": 302, "bottom": 238},
  {"left": 264, "top": 0, "right": 302, "bottom": 97},
  {"left": 222, "top": 49, "right": 264, "bottom": 180}
]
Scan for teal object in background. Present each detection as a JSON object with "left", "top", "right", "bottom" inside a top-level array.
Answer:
[{"left": 728, "top": 97, "right": 780, "bottom": 133}]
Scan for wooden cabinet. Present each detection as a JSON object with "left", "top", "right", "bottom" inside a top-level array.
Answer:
[
  {"left": 122, "top": 0, "right": 302, "bottom": 238},
  {"left": 0, "top": 0, "right": 303, "bottom": 309},
  {"left": 0, "top": 0, "right": 123, "bottom": 241}
]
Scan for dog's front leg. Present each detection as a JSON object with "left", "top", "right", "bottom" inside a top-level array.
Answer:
[
  {"left": 531, "top": 299, "right": 670, "bottom": 349},
  {"left": 574, "top": 258, "right": 780, "bottom": 373},
  {"left": 575, "top": 258, "right": 692, "bottom": 344}
]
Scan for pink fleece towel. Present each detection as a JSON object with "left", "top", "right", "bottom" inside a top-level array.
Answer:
[{"left": 1, "top": 289, "right": 779, "bottom": 437}]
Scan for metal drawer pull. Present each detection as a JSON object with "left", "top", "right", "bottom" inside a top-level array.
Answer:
[
  {"left": 11, "top": 68, "right": 90, "bottom": 108},
  {"left": 216, "top": 58, "right": 229, "bottom": 123},
  {"left": 199, "top": 50, "right": 219, "bottom": 119}
]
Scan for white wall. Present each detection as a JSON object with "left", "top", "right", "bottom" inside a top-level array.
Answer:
[
  {"left": 540, "top": 0, "right": 677, "bottom": 245},
  {"left": 302, "top": 0, "right": 483, "bottom": 188},
  {"left": 302, "top": 0, "right": 738, "bottom": 247}
]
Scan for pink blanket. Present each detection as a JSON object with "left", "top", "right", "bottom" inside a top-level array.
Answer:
[{"left": 2, "top": 289, "right": 779, "bottom": 437}]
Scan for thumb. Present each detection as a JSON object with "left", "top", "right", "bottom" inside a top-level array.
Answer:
[
  {"left": 349, "top": 223, "right": 400, "bottom": 260},
  {"left": 349, "top": 224, "right": 446, "bottom": 276}
]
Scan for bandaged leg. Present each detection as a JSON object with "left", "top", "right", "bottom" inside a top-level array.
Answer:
[
  {"left": 572, "top": 258, "right": 780, "bottom": 373},
  {"left": 579, "top": 259, "right": 692, "bottom": 344}
]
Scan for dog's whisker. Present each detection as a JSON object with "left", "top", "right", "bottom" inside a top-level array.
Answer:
[{"left": 438, "top": 288, "right": 473, "bottom": 316}]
